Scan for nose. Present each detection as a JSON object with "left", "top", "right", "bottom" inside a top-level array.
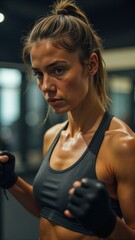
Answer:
[{"left": 41, "top": 73, "right": 56, "bottom": 93}]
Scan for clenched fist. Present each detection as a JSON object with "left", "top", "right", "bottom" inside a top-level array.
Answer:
[
  {"left": 66, "top": 178, "right": 116, "bottom": 238},
  {"left": 0, "top": 151, "right": 18, "bottom": 189}
]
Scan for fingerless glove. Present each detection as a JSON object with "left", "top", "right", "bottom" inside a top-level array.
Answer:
[
  {"left": 0, "top": 151, "right": 18, "bottom": 189},
  {"left": 67, "top": 178, "right": 116, "bottom": 238}
]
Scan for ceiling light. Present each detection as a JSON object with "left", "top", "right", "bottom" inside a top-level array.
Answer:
[{"left": 0, "top": 13, "right": 5, "bottom": 23}]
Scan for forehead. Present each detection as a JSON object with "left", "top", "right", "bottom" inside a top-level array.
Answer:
[{"left": 30, "top": 39, "right": 80, "bottom": 67}]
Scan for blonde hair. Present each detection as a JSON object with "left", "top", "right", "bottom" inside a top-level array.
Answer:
[{"left": 22, "top": 0, "right": 110, "bottom": 108}]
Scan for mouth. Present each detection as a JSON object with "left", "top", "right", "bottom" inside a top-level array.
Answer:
[{"left": 47, "top": 97, "right": 64, "bottom": 107}]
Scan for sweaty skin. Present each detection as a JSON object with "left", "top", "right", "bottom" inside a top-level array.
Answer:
[
  {"left": 38, "top": 117, "right": 135, "bottom": 240},
  {"left": 32, "top": 40, "right": 135, "bottom": 240},
  {"left": 1, "top": 39, "right": 135, "bottom": 240}
]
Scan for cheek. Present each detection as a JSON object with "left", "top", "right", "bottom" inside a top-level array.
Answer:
[
  {"left": 72, "top": 73, "right": 88, "bottom": 93},
  {"left": 64, "top": 76, "right": 89, "bottom": 101}
]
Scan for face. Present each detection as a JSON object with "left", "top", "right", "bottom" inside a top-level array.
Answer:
[{"left": 30, "top": 39, "right": 93, "bottom": 115}]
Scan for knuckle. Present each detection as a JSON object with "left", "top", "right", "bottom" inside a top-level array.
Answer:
[{"left": 96, "top": 182, "right": 107, "bottom": 197}]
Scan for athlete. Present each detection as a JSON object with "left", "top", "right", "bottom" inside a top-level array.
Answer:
[{"left": 0, "top": 0, "right": 135, "bottom": 239}]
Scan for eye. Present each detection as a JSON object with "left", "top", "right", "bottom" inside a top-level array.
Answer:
[
  {"left": 33, "top": 71, "right": 43, "bottom": 80},
  {"left": 52, "top": 67, "right": 65, "bottom": 76}
]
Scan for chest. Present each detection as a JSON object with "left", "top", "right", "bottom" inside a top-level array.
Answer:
[
  {"left": 33, "top": 140, "right": 98, "bottom": 215},
  {"left": 50, "top": 132, "right": 93, "bottom": 170},
  {"left": 49, "top": 132, "right": 117, "bottom": 199}
]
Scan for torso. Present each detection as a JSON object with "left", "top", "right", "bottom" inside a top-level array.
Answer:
[
  {"left": 37, "top": 115, "right": 134, "bottom": 240},
  {"left": 39, "top": 217, "right": 98, "bottom": 240}
]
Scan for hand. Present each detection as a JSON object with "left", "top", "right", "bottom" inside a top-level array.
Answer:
[
  {"left": 0, "top": 151, "right": 18, "bottom": 189},
  {"left": 65, "top": 178, "right": 116, "bottom": 238}
]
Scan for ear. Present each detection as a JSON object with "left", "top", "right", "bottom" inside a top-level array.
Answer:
[{"left": 88, "top": 53, "right": 98, "bottom": 75}]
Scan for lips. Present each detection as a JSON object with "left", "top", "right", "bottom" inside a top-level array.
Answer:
[{"left": 47, "top": 97, "right": 63, "bottom": 107}]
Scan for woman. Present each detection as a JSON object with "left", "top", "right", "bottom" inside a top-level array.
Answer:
[{"left": 0, "top": 0, "right": 135, "bottom": 239}]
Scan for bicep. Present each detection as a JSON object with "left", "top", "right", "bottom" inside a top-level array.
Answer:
[{"left": 117, "top": 164, "right": 135, "bottom": 228}]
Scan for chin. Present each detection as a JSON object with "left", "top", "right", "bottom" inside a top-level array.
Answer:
[{"left": 52, "top": 107, "right": 68, "bottom": 115}]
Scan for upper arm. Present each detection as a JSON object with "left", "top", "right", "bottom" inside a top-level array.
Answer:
[{"left": 113, "top": 136, "right": 135, "bottom": 229}]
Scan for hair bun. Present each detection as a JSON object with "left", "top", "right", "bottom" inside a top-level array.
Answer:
[{"left": 57, "top": 9, "right": 68, "bottom": 15}]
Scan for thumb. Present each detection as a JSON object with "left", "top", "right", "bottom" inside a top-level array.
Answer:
[{"left": 0, "top": 155, "right": 9, "bottom": 163}]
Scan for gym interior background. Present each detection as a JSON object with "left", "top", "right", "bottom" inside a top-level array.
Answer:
[{"left": 0, "top": 0, "right": 135, "bottom": 239}]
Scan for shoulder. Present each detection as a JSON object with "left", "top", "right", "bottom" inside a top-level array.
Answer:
[
  {"left": 105, "top": 116, "right": 135, "bottom": 177},
  {"left": 43, "top": 121, "right": 68, "bottom": 157},
  {"left": 107, "top": 116, "right": 135, "bottom": 154}
]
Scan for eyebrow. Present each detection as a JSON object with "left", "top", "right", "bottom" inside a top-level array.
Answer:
[{"left": 32, "top": 60, "right": 67, "bottom": 71}]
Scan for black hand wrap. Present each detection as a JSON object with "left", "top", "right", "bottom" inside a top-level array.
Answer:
[
  {"left": 0, "top": 151, "right": 18, "bottom": 189},
  {"left": 67, "top": 178, "right": 116, "bottom": 238}
]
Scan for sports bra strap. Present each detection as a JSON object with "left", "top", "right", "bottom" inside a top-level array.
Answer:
[{"left": 89, "top": 111, "right": 114, "bottom": 155}]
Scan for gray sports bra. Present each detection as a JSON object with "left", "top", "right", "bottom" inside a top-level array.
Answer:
[{"left": 33, "top": 111, "right": 122, "bottom": 235}]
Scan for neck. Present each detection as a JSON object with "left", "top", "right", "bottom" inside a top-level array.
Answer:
[{"left": 67, "top": 95, "right": 105, "bottom": 137}]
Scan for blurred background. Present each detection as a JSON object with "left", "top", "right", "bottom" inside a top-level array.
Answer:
[{"left": 0, "top": 0, "right": 135, "bottom": 239}]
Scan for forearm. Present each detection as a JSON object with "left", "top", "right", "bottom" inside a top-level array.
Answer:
[
  {"left": 108, "top": 217, "right": 135, "bottom": 240},
  {"left": 8, "top": 177, "right": 40, "bottom": 218}
]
